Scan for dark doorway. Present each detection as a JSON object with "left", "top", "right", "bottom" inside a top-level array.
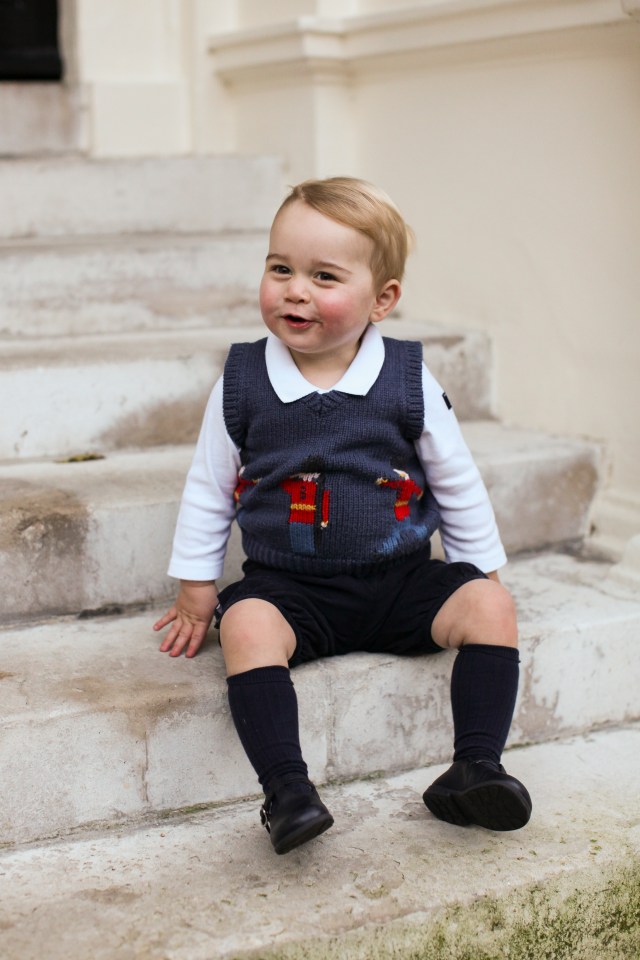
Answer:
[{"left": 0, "top": 0, "right": 63, "bottom": 81}]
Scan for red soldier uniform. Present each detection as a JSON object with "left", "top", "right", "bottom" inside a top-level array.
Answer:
[
  {"left": 376, "top": 470, "right": 423, "bottom": 521},
  {"left": 281, "top": 474, "right": 330, "bottom": 528},
  {"left": 234, "top": 467, "right": 259, "bottom": 504}
]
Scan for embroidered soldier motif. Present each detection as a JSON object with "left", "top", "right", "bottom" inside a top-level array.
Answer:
[
  {"left": 280, "top": 473, "right": 330, "bottom": 556},
  {"left": 375, "top": 469, "right": 430, "bottom": 557},
  {"left": 234, "top": 465, "right": 259, "bottom": 505},
  {"left": 376, "top": 469, "right": 423, "bottom": 520}
]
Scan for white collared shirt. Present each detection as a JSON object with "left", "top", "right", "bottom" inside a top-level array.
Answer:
[{"left": 168, "top": 325, "right": 507, "bottom": 580}]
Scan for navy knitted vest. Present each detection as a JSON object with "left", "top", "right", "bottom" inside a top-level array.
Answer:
[{"left": 222, "top": 336, "right": 441, "bottom": 575}]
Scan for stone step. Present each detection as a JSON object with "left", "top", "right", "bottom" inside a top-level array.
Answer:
[
  {"left": 0, "top": 426, "right": 600, "bottom": 621},
  {"left": 0, "top": 231, "right": 268, "bottom": 339},
  {"left": 2, "top": 724, "right": 639, "bottom": 959},
  {"left": 0, "top": 155, "right": 283, "bottom": 239},
  {"left": 1, "top": 551, "right": 637, "bottom": 847},
  {"left": 0, "top": 83, "right": 84, "bottom": 157},
  {"left": 0, "top": 323, "right": 493, "bottom": 460}
]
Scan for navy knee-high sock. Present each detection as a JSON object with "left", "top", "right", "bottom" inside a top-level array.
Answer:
[
  {"left": 450, "top": 643, "right": 520, "bottom": 768},
  {"left": 227, "top": 665, "right": 309, "bottom": 793}
]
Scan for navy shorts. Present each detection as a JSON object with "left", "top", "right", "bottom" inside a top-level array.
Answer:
[{"left": 215, "top": 550, "right": 487, "bottom": 668}]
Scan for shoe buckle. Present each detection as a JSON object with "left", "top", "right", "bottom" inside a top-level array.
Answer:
[{"left": 260, "top": 804, "right": 271, "bottom": 833}]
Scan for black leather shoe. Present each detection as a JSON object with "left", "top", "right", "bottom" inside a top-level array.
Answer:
[
  {"left": 423, "top": 760, "right": 532, "bottom": 831},
  {"left": 260, "top": 776, "right": 334, "bottom": 855}
]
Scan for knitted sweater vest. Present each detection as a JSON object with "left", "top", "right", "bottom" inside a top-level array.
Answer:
[{"left": 222, "top": 337, "right": 441, "bottom": 575}]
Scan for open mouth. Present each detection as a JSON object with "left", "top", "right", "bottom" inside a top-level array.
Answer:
[{"left": 283, "top": 314, "right": 314, "bottom": 327}]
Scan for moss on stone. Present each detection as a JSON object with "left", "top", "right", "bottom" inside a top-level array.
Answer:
[{"left": 243, "top": 858, "right": 640, "bottom": 960}]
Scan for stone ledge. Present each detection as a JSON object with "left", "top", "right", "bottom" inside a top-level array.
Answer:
[
  {"left": 588, "top": 487, "right": 640, "bottom": 561},
  {"left": 1, "top": 725, "right": 639, "bottom": 959},
  {"left": 0, "top": 155, "right": 284, "bottom": 239},
  {"left": 0, "top": 233, "right": 267, "bottom": 339},
  {"left": 0, "top": 83, "right": 86, "bottom": 157}
]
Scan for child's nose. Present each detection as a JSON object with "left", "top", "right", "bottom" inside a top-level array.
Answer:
[{"left": 285, "top": 276, "right": 310, "bottom": 302}]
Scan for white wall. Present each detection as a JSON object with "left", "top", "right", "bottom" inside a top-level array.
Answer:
[{"left": 356, "top": 26, "right": 640, "bottom": 497}]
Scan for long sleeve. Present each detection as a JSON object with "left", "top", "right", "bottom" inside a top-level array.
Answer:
[
  {"left": 416, "top": 362, "right": 507, "bottom": 572},
  {"left": 167, "top": 377, "right": 240, "bottom": 581}
]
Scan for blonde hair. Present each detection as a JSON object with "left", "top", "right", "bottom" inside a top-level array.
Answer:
[{"left": 276, "top": 176, "right": 414, "bottom": 291}]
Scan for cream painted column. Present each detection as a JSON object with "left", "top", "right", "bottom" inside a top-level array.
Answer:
[
  {"left": 182, "top": 0, "right": 239, "bottom": 154},
  {"left": 73, "top": 0, "right": 191, "bottom": 155},
  {"left": 210, "top": 22, "right": 356, "bottom": 181}
]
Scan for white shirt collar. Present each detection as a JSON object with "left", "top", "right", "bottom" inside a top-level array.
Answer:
[{"left": 265, "top": 323, "right": 385, "bottom": 403}]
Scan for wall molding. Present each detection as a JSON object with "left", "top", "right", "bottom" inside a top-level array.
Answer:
[
  {"left": 209, "top": 0, "right": 637, "bottom": 84},
  {"left": 209, "top": 20, "right": 346, "bottom": 85}
]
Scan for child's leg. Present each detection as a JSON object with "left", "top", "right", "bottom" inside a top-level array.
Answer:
[
  {"left": 424, "top": 579, "right": 532, "bottom": 830},
  {"left": 220, "top": 598, "right": 333, "bottom": 854},
  {"left": 223, "top": 598, "right": 305, "bottom": 788},
  {"left": 432, "top": 579, "right": 519, "bottom": 765}
]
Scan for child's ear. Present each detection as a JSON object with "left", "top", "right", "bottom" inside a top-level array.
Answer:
[{"left": 370, "top": 279, "right": 402, "bottom": 322}]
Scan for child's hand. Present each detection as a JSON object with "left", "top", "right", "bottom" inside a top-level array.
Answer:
[{"left": 153, "top": 580, "right": 218, "bottom": 658}]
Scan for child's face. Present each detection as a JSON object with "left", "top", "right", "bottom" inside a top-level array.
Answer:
[{"left": 259, "top": 200, "right": 399, "bottom": 370}]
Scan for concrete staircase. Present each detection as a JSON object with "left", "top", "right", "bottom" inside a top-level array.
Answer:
[{"left": 1, "top": 154, "right": 639, "bottom": 959}]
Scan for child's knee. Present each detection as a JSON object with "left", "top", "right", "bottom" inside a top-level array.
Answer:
[
  {"left": 220, "top": 598, "right": 296, "bottom": 675},
  {"left": 465, "top": 579, "right": 518, "bottom": 646},
  {"left": 433, "top": 578, "right": 518, "bottom": 649}
]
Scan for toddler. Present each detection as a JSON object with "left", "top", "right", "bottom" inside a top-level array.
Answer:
[{"left": 154, "top": 177, "right": 532, "bottom": 854}]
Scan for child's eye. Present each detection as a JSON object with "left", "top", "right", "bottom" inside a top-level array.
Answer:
[
  {"left": 315, "top": 271, "right": 336, "bottom": 282},
  {"left": 270, "top": 264, "right": 291, "bottom": 275}
]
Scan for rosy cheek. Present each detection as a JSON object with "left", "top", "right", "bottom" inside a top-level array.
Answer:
[
  {"left": 314, "top": 291, "right": 351, "bottom": 323},
  {"left": 259, "top": 279, "right": 276, "bottom": 314}
]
